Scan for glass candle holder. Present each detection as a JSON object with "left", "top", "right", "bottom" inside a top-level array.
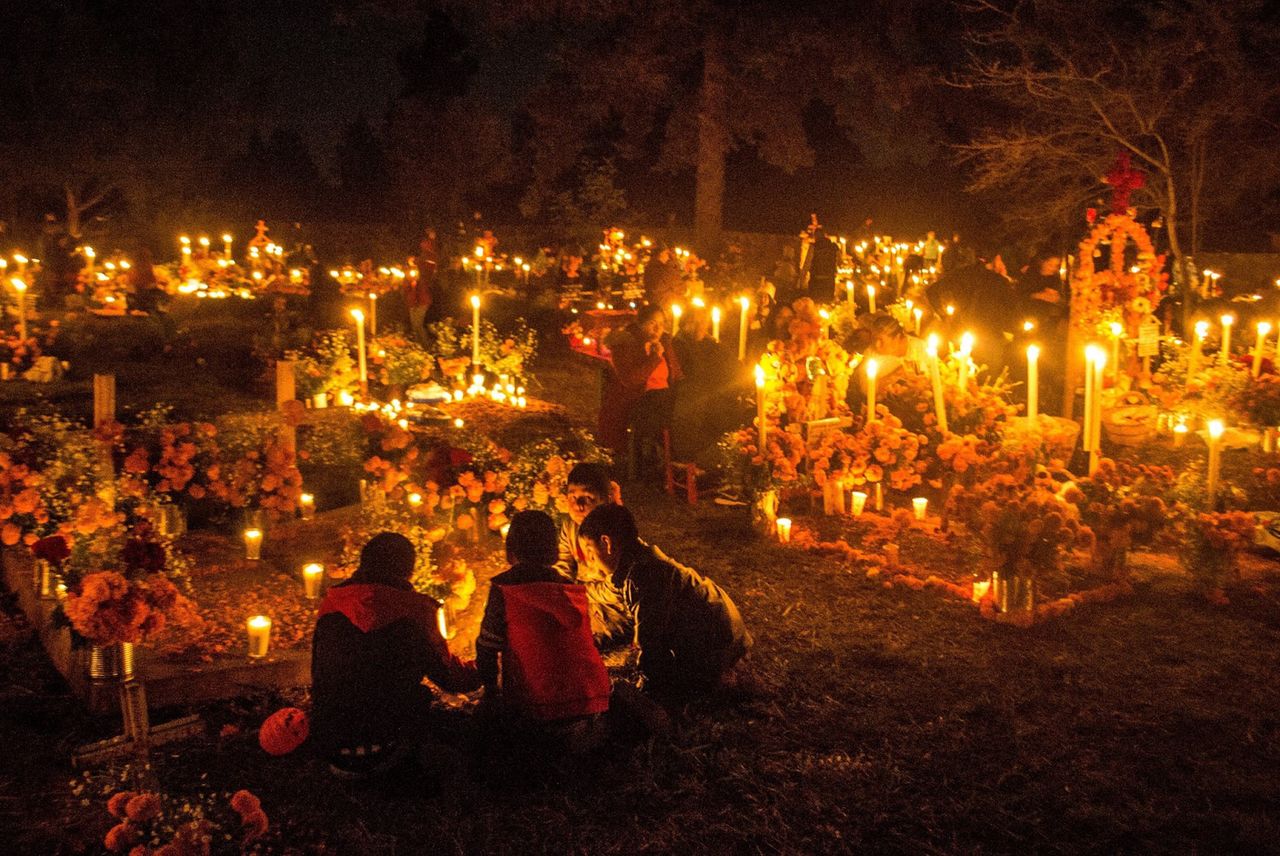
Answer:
[
  {"left": 244, "top": 528, "right": 263, "bottom": 560},
  {"left": 299, "top": 493, "right": 315, "bottom": 521},
  {"left": 775, "top": 517, "right": 793, "bottom": 543},
  {"left": 912, "top": 497, "right": 928, "bottom": 521},
  {"left": 246, "top": 615, "right": 272, "bottom": 658},
  {"left": 850, "top": 491, "right": 868, "bottom": 517},
  {"left": 302, "top": 563, "right": 324, "bottom": 599}
]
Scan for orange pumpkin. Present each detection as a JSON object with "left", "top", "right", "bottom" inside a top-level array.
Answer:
[{"left": 259, "top": 707, "right": 309, "bottom": 756}]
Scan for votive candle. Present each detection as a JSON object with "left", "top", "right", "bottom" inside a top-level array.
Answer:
[
  {"left": 246, "top": 615, "right": 272, "bottom": 658},
  {"left": 299, "top": 493, "right": 315, "bottom": 520},
  {"left": 775, "top": 517, "right": 792, "bottom": 543},
  {"left": 912, "top": 497, "right": 928, "bottom": 521},
  {"left": 850, "top": 491, "right": 868, "bottom": 517},
  {"left": 244, "top": 528, "right": 263, "bottom": 560},
  {"left": 302, "top": 563, "right": 324, "bottom": 599}
]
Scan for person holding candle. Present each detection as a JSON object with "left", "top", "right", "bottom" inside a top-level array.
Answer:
[
  {"left": 311, "top": 532, "right": 480, "bottom": 779},
  {"left": 599, "top": 305, "right": 684, "bottom": 473},
  {"left": 579, "top": 505, "right": 752, "bottom": 704},
  {"left": 475, "top": 511, "right": 611, "bottom": 751}
]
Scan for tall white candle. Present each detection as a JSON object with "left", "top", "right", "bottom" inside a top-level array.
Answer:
[
  {"left": 926, "top": 334, "right": 948, "bottom": 434},
  {"left": 1090, "top": 348, "right": 1107, "bottom": 472},
  {"left": 913, "top": 306, "right": 923, "bottom": 336},
  {"left": 671, "top": 303, "right": 683, "bottom": 336},
  {"left": 711, "top": 306, "right": 721, "bottom": 342},
  {"left": 369, "top": 292, "right": 378, "bottom": 338},
  {"left": 1254, "top": 321, "right": 1271, "bottom": 377},
  {"left": 1026, "top": 344, "right": 1040, "bottom": 419},
  {"left": 1082, "top": 345, "right": 1099, "bottom": 452},
  {"left": 1220, "top": 314, "right": 1234, "bottom": 366},
  {"left": 738, "top": 296, "right": 750, "bottom": 361},
  {"left": 470, "top": 294, "right": 482, "bottom": 367},
  {"left": 866, "top": 358, "right": 879, "bottom": 423},
  {"left": 351, "top": 308, "right": 368, "bottom": 389},
  {"left": 1206, "top": 419, "right": 1224, "bottom": 504},
  {"left": 10, "top": 278, "right": 27, "bottom": 341},
  {"left": 846, "top": 281, "right": 855, "bottom": 313},
  {"left": 755, "top": 364, "right": 767, "bottom": 449},
  {"left": 83, "top": 246, "right": 95, "bottom": 278},
  {"left": 867, "top": 284, "right": 877, "bottom": 314},
  {"left": 957, "top": 331, "right": 974, "bottom": 391}
]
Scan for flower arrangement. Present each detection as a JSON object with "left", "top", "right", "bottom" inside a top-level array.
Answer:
[
  {"left": 720, "top": 425, "right": 808, "bottom": 495},
  {"left": 121, "top": 421, "right": 224, "bottom": 506},
  {"left": 1179, "top": 511, "right": 1256, "bottom": 600},
  {"left": 503, "top": 431, "right": 612, "bottom": 522},
  {"left": 63, "top": 569, "right": 198, "bottom": 646},
  {"left": 427, "top": 317, "right": 538, "bottom": 383},
  {"left": 949, "top": 474, "right": 1092, "bottom": 580},
  {"left": 1235, "top": 372, "right": 1280, "bottom": 428},
  {"left": 837, "top": 411, "right": 930, "bottom": 493},
  {"left": 3, "top": 408, "right": 114, "bottom": 542},
  {"left": 211, "top": 414, "right": 305, "bottom": 518},
  {"left": 286, "top": 330, "right": 359, "bottom": 400},
  {"left": 0, "top": 319, "right": 59, "bottom": 375},
  {"left": 761, "top": 299, "right": 853, "bottom": 424},
  {"left": 1060, "top": 458, "right": 1173, "bottom": 579},
  {"left": 97, "top": 785, "right": 269, "bottom": 854},
  {"left": 371, "top": 333, "right": 433, "bottom": 389}
]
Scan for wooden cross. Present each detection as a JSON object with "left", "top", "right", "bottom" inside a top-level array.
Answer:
[{"left": 72, "top": 680, "right": 202, "bottom": 767}]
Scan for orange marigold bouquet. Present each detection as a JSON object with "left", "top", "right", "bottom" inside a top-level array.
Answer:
[
  {"left": 63, "top": 570, "right": 198, "bottom": 646},
  {"left": 1180, "top": 510, "right": 1257, "bottom": 598},
  {"left": 721, "top": 424, "right": 808, "bottom": 495},
  {"left": 95, "top": 785, "right": 269, "bottom": 854}
]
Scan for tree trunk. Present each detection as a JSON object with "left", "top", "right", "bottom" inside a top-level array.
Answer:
[
  {"left": 694, "top": 35, "right": 727, "bottom": 254},
  {"left": 64, "top": 184, "right": 83, "bottom": 240},
  {"left": 1162, "top": 173, "right": 1191, "bottom": 334}
]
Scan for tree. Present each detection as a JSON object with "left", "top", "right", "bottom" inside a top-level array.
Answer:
[{"left": 954, "top": 0, "right": 1280, "bottom": 285}]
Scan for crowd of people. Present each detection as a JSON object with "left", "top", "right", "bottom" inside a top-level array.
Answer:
[{"left": 310, "top": 463, "right": 753, "bottom": 782}]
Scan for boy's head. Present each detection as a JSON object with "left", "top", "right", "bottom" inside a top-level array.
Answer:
[
  {"left": 566, "top": 461, "right": 613, "bottom": 525},
  {"left": 578, "top": 504, "right": 640, "bottom": 574},
  {"left": 357, "top": 532, "right": 415, "bottom": 585},
  {"left": 505, "top": 510, "right": 558, "bottom": 567}
]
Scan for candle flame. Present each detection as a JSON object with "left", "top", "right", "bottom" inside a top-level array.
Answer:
[
  {"left": 1195, "top": 320, "right": 1210, "bottom": 338},
  {"left": 247, "top": 614, "right": 271, "bottom": 629},
  {"left": 1027, "top": 344, "right": 1041, "bottom": 361},
  {"left": 754, "top": 364, "right": 765, "bottom": 388},
  {"left": 1207, "top": 419, "right": 1225, "bottom": 440},
  {"left": 866, "top": 358, "right": 879, "bottom": 379},
  {"left": 926, "top": 333, "right": 939, "bottom": 356},
  {"left": 303, "top": 563, "right": 323, "bottom": 577},
  {"left": 1259, "top": 321, "right": 1273, "bottom": 336},
  {"left": 470, "top": 294, "right": 481, "bottom": 309},
  {"left": 1220, "top": 313, "right": 1235, "bottom": 326},
  {"left": 350, "top": 308, "right": 364, "bottom": 322},
  {"left": 960, "top": 331, "right": 975, "bottom": 354}
]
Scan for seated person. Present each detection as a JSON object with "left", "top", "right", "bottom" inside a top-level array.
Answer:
[
  {"left": 578, "top": 505, "right": 752, "bottom": 701},
  {"left": 555, "top": 462, "right": 631, "bottom": 645},
  {"left": 311, "top": 533, "right": 480, "bottom": 777},
  {"left": 476, "top": 511, "right": 611, "bottom": 747}
]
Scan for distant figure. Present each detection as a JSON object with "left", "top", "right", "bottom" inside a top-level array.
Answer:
[
  {"left": 311, "top": 533, "right": 480, "bottom": 778},
  {"left": 808, "top": 228, "right": 840, "bottom": 300},
  {"left": 128, "top": 248, "right": 167, "bottom": 317},
  {"left": 922, "top": 230, "right": 942, "bottom": 270},
  {"left": 409, "top": 227, "right": 437, "bottom": 339},
  {"left": 600, "top": 305, "right": 683, "bottom": 470},
  {"left": 476, "top": 511, "right": 610, "bottom": 750},
  {"left": 643, "top": 247, "right": 683, "bottom": 309},
  {"left": 672, "top": 306, "right": 736, "bottom": 458},
  {"left": 579, "top": 505, "right": 752, "bottom": 702}
]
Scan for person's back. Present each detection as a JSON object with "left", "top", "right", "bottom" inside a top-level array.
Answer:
[{"left": 311, "top": 534, "right": 479, "bottom": 773}]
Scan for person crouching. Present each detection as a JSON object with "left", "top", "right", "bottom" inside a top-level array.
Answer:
[
  {"left": 578, "top": 505, "right": 752, "bottom": 703},
  {"left": 311, "top": 532, "right": 481, "bottom": 778},
  {"left": 476, "top": 511, "right": 612, "bottom": 753}
]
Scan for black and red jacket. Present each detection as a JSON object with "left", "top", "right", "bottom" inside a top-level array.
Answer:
[{"left": 310, "top": 581, "right": 479, "bottom": 754}]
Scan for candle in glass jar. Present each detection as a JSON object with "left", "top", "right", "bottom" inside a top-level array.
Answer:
[
  {"left": 244, "top": 528, "right": 263, "bottom": 560},
  {"left": 971, "top": 579, "right": 991, "bottom": 603},
  {"left": 850, "top": 491, "right": 868, "bottom": 517},
  {"left": 302, "top": 563, "right": 324, "bottom": 599},
  {"left": 775, "top": 517, "right": 792, "bottom": 543},
  {"left": 246, "top": 615, "right": 272, "bottom": 658},
  {"left": 299, "top": 493, "right": 315, "bottom": 520},
  {"left": 912, "top": 497, "right": 928, "bottom": 521}
]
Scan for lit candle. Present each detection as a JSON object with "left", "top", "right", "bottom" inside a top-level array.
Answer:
[
  {"left": 913, "top": 306, "right": 923, "bottom": 335},
  {"left": 302, "top": 563, "right": 324, "bottom": 599},
  {"left": 1026, "top": 344, "right": 1040, "bottom": 419},
  {"left": 1190, "top": 320, "right": 1209, "bottom": 377},
  {"left": 957, "top": 332, "right": 974, "bottom": 391},
  {"left": 867, "top": 283, "right": 877, "bottom": 314},
  {"left": 971, "top": 579, "right": 991, "bottom": 603},
  {"left": 299, "top": 493, "right": 315, "bottom": 520},
  {"left": 926, "top": 335, "right": 948, "bottom": 434},
  {"left": 671, "top": 303, "right": 683, "bottom": 336},
  {"left": 738, "top": 296, "right": 750, "bottom": 361},
  {"left": 818, "top": 308, "right": 831, "bottom": 339},
  {"left": 1090, "top": 347, "right": 1107, "bottom": 473},
  {"left": 865, "top": 358, "right": 879, "bottom": 423},
  {"left": 1082, "top": 345, "right": 1099, "bottom": 453},
  {"left": 470, "top": 294, "right": 482, "bottom": 367},
  {"left": 1254, "top": 321, "right": 1272, "bottom": 377},
  {"left": 775, "top": 517, "right": 792, "bottom": 543},
  {"left": 246, "top": 615, "right": 272, "bottom": 658},
  {"left": 83, "top": 246, "right": 95, "bottom": 277},
  {"left": 368, "top": 292, "right": 378, "bottom": 337},
  {"left": 755, "top": 364, "right": 767, "bottom": 450},
  {"left": 1173, "top": 421, "right": 1188, "bottom": 447},
  {"left": 711, "top": 306, "right": 721, "bottom": 342},
  {"left": 351, "top": 308, "right": 368, "bottom": 390},
  {"left": 223, "top": 233, "right": 233, "bottom": 260},
  {"left": 10, "top": 278, "right": 27, "bottom": 341},
  {"left": 850, "top": 491, "right": 868, "bottom": 517},
  {"left": 912, "top": 497, "right": 928, "bottom": 521},
  {"left": 244, "top": 528, "right": 263, "bottom": 561},
  {"left": 846, "top": 281, "right": 856, "bottom": 313},
  {"left": 1110, "top": 321, "right": 1123, "bottom": 379},
  {"left": 437, "top": 605, "right": 455, "bottom": 640},
  {"left": 1206, "top": 419, "right": 1224, "bottom": 504},
  {"left": 1220, "top": 314, "right": 1234, "bottom": 366}
]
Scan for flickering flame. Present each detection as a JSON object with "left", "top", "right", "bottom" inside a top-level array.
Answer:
[{"left": 1207, "top": 419, "right": 1225, "bottom": 440}]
